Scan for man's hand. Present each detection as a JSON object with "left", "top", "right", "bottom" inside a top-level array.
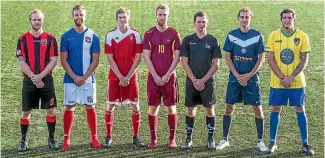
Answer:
[
  {"left": 73, "top": 76, "right": 85, "bottom": 86},
  {"left": 161, "top": 74, "right": 170, "bottom": 84},
  {"left": 119, "top": 76, "right": 130, "bottom": 87},
  {"left": 31, "top": 74, "right": 43, "bottom": 85},
  {"left": 193, "top": 79, "right": 205, "bottom": 91},
  {"left": 35, "top": 80, "right": 44, "bottom": 88},
  {"left": 281, "top": 76, "right": 294, "bottom": 88},
  {"left": 153, "top": 75, "right": 164, "bottom": 86},
  {"left": 237, "top": 73, "right": 252, "bottom": 86}
]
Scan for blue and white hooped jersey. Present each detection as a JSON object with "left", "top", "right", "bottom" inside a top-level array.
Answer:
[
  {"left": 60, "top": 27, "right": 100, "bottom": 83},
  {"left": 223, "top": 28, "right": 265, "bottom": 83}
]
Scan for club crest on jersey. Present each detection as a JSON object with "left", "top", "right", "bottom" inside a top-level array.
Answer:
[
  {"left": 16, "top": 49, "right": 21, "bottom": 55},
  {"left": 241, "top": 48, "right": 247, "bottom": 54},
  {"left": 280, "top": 48, "right": 294, "bottom": 65},
  {"left": 85, "top": 36, "right": 91, "bottom": 43},
  {"left": 50, "top": 98, "right": 55, "bottom": 106},
  {"left": 166, "top": 36, "right": 172, "bottom": 42},
  {"left": 294, "top": 38, "right": 300, "bottom": 46},
  {"left": 41, "top": 38, "right": 47, "bottom": 45},
  {"left": 87, "top": 96, "right": 93, "bottom": 103},
  {"left": 129, "top": 35, "right": 134, "bottom": 40},
  {"left": 205, "top": 43, "right": 211, "bottom": 49}
]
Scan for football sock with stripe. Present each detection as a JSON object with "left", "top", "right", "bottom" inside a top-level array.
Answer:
[
  {"left": 63, "top": 110, "right": 74, "bottom": 145},
  {"left": 86, "top": 108, "right": 98, "bottom": 140},
  {"left": 132, "top": 111, "right": 140, "bottom": 137},
  {"left": 222, "top": 115, "right": 232, "bottom": 141},
  {"left": 148, "top": 114, "right": 158, "bottom": 141},
  {"left": 20, "top": 118, "right": 30, "bottom": 141},
  {"left": 185, "top": 115, "right": 194, "bottom": 139},
  {"left": 296, "top": 112, "right": 308, "bottom": 145},
  {"left": 206, "top": 116, "right": 215, "bottom": 140},
  {"left": 168, "top": 114, "right": 178, "bottom": 140},
  {"left": 255, "top": 117, "right": 264, "bottom": 141},
  {"left": 105, "top": 111, "right": 114, "bottom": 137},
  {"left": 269, "top": 112, "right": 280, "bottom": 142},
  {"left": 46, "top": 115, "right": 56, "bottom": 140}
]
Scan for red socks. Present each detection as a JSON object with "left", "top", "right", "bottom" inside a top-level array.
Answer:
[
  {"left": 63, "top": 110, "right": 74, "bottom": 145},
  {"left": 105, "top": 111, "right": 114, "bottom": 137},
  {"left": 86, "top": 108, "right": 98, "bottom": 140},
  {"left": 148, "top": 114, "right": 158, "bottom": 141},
  {"left": 168, "top": 114, "right": 178, "bottom": 140},
  {"left": 132, "top": 111, "right": 140, "bottom": 137}
]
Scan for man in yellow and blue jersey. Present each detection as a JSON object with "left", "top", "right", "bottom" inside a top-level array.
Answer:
[{"left": 265, "top": 8, "right": 314, "bottom": 155}]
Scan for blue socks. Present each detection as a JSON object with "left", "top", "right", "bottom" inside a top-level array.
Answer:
[
  {"left": 296, "top": 112, "right": 308, "bottom": 145},
  {"left": 269, "top": 112, "right": 280, "bottom": 142}
]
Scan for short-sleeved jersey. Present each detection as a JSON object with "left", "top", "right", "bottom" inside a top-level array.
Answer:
[
  {"left": 16, "top": 32, "right": 58, "bottom": 77},
  {"left": 143, "top": 27, "right": 181, "bottom": 77},
  {"left": 60, "top": 28, "right": 100, "bottom": 83},
  {"left": 105, "top": 27, "right": 142, "bottom": 81},
  {"left": 223, "top": 28, "right": 265, "bottom": 83},
  {"left": 180, "top": 33, "right": 222, "bottom": 85},
  {"left": 266, "top": 28, "right": 311, "bottom": 88}
]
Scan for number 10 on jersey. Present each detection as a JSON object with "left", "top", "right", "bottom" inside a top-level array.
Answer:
[{"left": 158, "top": 45, "right": 164, "bottom": 53}]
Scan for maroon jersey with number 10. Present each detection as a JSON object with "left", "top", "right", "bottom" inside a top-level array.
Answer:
[{"left": 143, "top": 27, "right": 181, "bottom": 77}]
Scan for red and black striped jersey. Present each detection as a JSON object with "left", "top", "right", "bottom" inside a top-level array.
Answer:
[{"left": 16, "top": 32, "right": 58, "bottom": 77}]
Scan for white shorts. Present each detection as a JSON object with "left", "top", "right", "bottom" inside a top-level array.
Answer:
[{"left": 64, "top": 83, "right": 96, "bottom": 106}]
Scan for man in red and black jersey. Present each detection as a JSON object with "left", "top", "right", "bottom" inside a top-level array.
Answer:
[{"left": 16, "top": 9, "right": 59, "bottom": 152}]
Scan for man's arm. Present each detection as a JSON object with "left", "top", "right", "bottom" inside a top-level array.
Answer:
[
  {"left": 83, "top": 53, "right": 100, "bottom": 80},
  {"left": 225, "top": 52, "right": 241, "bottom": 79},
  {"left": 17, "top": 56, "right": 44, "bottom": 88},
  {"left": 143, "top": 49, "right": 163, "bottom": 86},
  {"left": 107, "top": 54, "right": 129, "bottom": 86},
  {"left": 180, "top": 56, "right": 196, "bottom": 82},
  {"left": 267, "top": 52, "right": 284, "bottom": 79},
  {"left": 239, "top": 53, "right": 265, "bottom": 84},
  {"left": 60, "top": 52, "right": 84, "bottom": 86},
  {"left": 126, "top": 53, "right": 142, "bottom": 79},
  {"left": 162, "top": 50, "right": 180, "bottom": 83},
  {"left": 281, "top": 53, "right": 309, "bottom": 88},
  {"left": 195, "top": 58, "right": 220, "bottom": 90},
  {"left": 32, "top": 57, "right": 57, "bottom": 84}
]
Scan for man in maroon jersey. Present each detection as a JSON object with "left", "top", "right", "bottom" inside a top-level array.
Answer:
[
  {"left": 143, "top": 4, "right": 181, "bottom": 149},
  {"left": 16, "top": 9, "right": 59, "bottom": 152},
  {"left": 103, "top": 7, "right": 146, "bottom": 148}
]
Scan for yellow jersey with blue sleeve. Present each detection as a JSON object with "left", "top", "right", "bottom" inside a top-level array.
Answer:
[{"left": 265, "top": 28, "right": 311, "bottom": 89}]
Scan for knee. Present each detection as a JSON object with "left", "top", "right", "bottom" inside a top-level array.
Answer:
[
  {"left": 252, "top": 106, "right": 264, "bottom": 118},
  {"left": 166, "top": 106, "right": 176, "bottom": 115},
  {"left": 45, "top": 108, "right": 55, "bottom": 116},
  {"left": 224, "top": 104, "right": 235, "bottom": 116},
  {"left": 148, "top": 106, "right": 159, "bottom": 116},
  {"left": 187, "top": 107, "right": 197, "bottom": 117},
  {"left": 106, "top": 104, "right": 115, "bottom": 113},
  {"left": 21, "top": 110, "right": 32, "bottom": 119},
  {"left": 64, "top": 105, "right": 76, "bottom": 111},
  {"left": 294, "top": 106, "right": 305, "bottom": 113},
  {"left": 272, "top": 106, "right": 282, "bottom": 112},
  {"left": 131, "top": 104, "right": 140, "bottom": 113},
  {"left": 206, "top": 107, "right": 215, "bottom": 117}
]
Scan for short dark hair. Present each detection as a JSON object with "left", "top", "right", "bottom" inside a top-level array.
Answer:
[
  {"left": 237, "top": 7, "right": 253, "bottom": 18},
  {"left": 280, "top": 8, "right": 296, "bottom": 19},
  {"left": 72, "top": 4, "right": 86, "bottom": 16},
  {"left": 116, "top": 7, "right": 130, "bottom": 20},
  {"left": 193, "top": 11, "right": 208, "bottom": 22}
]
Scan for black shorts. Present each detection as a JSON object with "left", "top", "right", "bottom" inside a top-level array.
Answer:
[
  {"left": 185, "top": 84, "right": 216, "bottom": 108},
  {"left": 22, "top": 76, "right": 57, "bottom": 111}
]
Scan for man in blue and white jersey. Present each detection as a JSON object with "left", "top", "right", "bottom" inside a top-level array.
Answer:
[
  {"left": 216, "top": 7, "right": 267, "bottom": 152},
  {"left": 60, "top": 4, "right": 101, "bottom": 149}
]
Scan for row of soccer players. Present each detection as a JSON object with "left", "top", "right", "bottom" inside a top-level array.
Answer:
[{"left": 16, "top": 4, "right": 314, "bottom": 155}]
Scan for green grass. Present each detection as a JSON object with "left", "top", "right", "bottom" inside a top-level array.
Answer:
[{"left": 1, "top": 1, "right": 323, "bottom": 157}]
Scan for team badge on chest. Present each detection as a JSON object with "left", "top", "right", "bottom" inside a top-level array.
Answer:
[
  {"left": 167, "top": 36, "right": 172, "bottom": 42},
  {"left": 40, "top": 39, "right": 47, "bottom": 46},
  {"left": 241, "top": 48, "right": 247, "bottom": 54},
  {"left": 294, "top": 38, "right": 300, "bottom": 46},
  {"left": 85, "top": 36, "right": 91, "bottom": 43},
  {"left": 129, "top": 35, "right": 134, "bottom": 40}
]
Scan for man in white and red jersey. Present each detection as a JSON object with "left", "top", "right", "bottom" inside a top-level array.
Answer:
[{"left": 103, "top": 7, "right": 146, "bottom": 148}]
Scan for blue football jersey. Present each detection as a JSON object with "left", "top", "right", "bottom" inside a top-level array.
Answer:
[
  {"left": 60, "top": 27, "right": 100, "bottom": 83},
  {"left": 223, "top": 28, "right": 265, "bottom": 83}
]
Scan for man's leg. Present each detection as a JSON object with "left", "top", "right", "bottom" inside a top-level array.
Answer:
[
  {"left": 103, "top": 104, "right": 115, "bottom": 148},
  {"left": 130, "top": 103, "right": 146, "bottom": 147},
  {"left": 62, "top": 105, "right": 76, "bottom": 149},
  {"left": 18, "top": 110, "right": 32, "bottom": 152},
  {"left": 148, "top": 105, "right": 160, "bottom": 148},
  {"left": 252, "top": 105, "right": 266, "bottom": 152},
  {"left": 45, "top": 108, "right": 59, "bottom": 150},
  {"left": 85, "top": 105, "right": 101, "bottom": 148},
  {"left": 165, "top": 105, "right": 177, "bottom": 148},
  {"left": 205, "top": 106, "right": 217, "bottom": 150}
]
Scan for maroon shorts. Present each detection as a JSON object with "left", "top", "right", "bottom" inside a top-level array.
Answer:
[
  {"left": 107, "top": 79, "right": 139, "bottom": 105},
  {"left": 147, "top": 74, "right": 178, "bottom": 106}
]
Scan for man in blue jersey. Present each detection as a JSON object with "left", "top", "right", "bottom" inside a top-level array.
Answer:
[
  {"left": 60, "top": 4, "right": 101, "bottom": 149},
  {"left": 216, "top": 8, "right": 267, "bottom": 152}
]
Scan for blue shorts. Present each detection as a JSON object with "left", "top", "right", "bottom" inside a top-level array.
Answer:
[
  {"left": 268, "top": 88, "right": 305, "bottom": 106},
  {"left": 225, "top": 82, "right": 262, "bottom": 106}
]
